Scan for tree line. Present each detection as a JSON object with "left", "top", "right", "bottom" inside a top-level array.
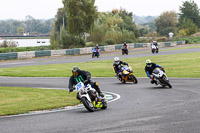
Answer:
[
  {"left": 50, "top": 0, "right": 139, "bottom": 49},
  {"left": 0, "top": 15, "right": 54, "bottom": 36},
  {"left": 1, "top": 0, "right": 200, "bottom": 49},
  {"left": 141, "top": 0, "right": 200, "bottom": 37}
]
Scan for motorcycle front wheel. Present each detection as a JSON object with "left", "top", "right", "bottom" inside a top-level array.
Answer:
[
  {"left": 101, "top": 99, "right": 107, "bottom": 109},
  {"left": 81, "top": 97, "right": 95, "bottom": 112},
  {"left": 162, "top": 79, "right": 172, "bottom": 88},
  {"left": 130, "top": 74, "right": 138, "bottom": 84}
]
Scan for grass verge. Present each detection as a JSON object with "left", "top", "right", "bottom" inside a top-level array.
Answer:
[
  {"left": 0, "top": 86, "right": 79, "bottom": 116},
  {"left": 0, "top": 52, "right": 199, "bottom": 78}
]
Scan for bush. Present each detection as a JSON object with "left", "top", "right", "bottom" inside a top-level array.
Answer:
[
  {"left": 0, "top": 40, "right": 18, "bottom": 48},
  {"left": 104, "top": 39, "right": 115, "bottom": 45},
  {"left": 0, "top": 46, "right": 51, "bottom": 53}
]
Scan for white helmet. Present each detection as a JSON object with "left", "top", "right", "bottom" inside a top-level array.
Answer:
[{"left": 114, "top": 57, "right": 120, "bottom": 65}]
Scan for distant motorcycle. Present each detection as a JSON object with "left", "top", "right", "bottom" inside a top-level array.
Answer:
[
  {"left": 92, "top": 48, "right": 100, "bottom": 58},
  {"left": 74, "top": 82, "right": 107, "bottom": 112},
  {"left": 151, "top": 45, "right": 158, "bottom": 54},
  {"left": 116, "top": 65, "right": 137, "bottom": 84},
  {"left": 152, "top": 68, "right": 172, "bottom": 88},
  {"left": 121, "top": 45, "right": 128, "bottom": 55}
]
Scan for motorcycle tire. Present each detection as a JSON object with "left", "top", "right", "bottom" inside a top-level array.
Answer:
[
  {"left": 101, "top": 100, "right": 107, "bottom": 109},
  {"left": 81, "top": 97, "right": 95, "bottom": 112},
  {"left": 152, "top": 50, "right": 155, "bottom": 53},
  {"left": 130, "top": 74, "right": 138, "bottom": 84},
  {"left": 162, "top": 79, "right": 172, "bottom": 88},
  {"left": 121, "top": 79, "right": 126, "bottom": 83}
]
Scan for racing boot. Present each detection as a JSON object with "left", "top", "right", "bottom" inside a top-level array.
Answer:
[{"left": 151, "top": 80, "right": 158, "bottom": 85}]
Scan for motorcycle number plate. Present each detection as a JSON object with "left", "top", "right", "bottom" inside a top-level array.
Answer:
[{"left": 76, "top": 82, "right": 83, "bottom": 90}]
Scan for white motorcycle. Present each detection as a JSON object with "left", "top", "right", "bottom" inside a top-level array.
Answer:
[
  {"left": 151, "top": 45, "right": 158, "bottom": 54},
  {"left": 74, "top": 82, "right": 107, "bottom": 112},
  {"left": 152, "top": 68, "right": 172, "bottom": 88}
]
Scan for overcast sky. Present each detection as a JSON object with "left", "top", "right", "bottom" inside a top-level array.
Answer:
[{"left": 0, "top": 0, "right": 200, "bottom": 20}]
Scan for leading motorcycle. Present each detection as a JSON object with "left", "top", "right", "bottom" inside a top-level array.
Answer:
[
  {"left": 121, "top": 45, "right": 128, "bottom": 55},
  {"left": 151, "top": 45, "right": 158, "bottom": 54},
  {"left": 152, "top": 68, "right": 172, "bottom": 88},
  {"left": 92, "top": 48, "right": 100, "bottom": 58},
  {"left": 73, "top": 82, "right": 107, "bottom": 112},
  {"left": 116, "top": 65, "right": 138, "bottom": 84}
]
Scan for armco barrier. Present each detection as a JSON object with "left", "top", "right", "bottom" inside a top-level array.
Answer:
[
  {"left": 18, "top": 51, "right": 35, "bottom": 59},
  {"left": 0, "top": 41, "right": 185, "bottom": 60},
  {"left": 51, "top": 50, "right": 66, "bottom": 56},
  {"left": 66, "top": 48, "right": 80, "bottom": 55},
  {"left": 80, "top": 47, "right": 92, "bottom": 54},
  {"left": 115, "top": 44, "right": 123, "bottom": 50},
  {"left": 164, "top": 42, "right": 171, "bottom": 47},
  {"left": 134, "top": 43, "right": 145, "bottom": 48},
  {"left": 99, "top": 46, "right": 105, "bottom": 51},
  {"left": 0, "top": 53, "right": 18, "bottom": 60},
  {"left": 104, "top": 45, "right": 115, "bottom": 51},
  {"left": 177, "top": 41, "right": 185, "bottom": 45},
  {"left": 35, "top": 51, "right": 51, "bottom": 57}
]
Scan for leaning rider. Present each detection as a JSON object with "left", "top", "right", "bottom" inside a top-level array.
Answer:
[
  {"left": 113, "top": 57, "right": 129, "bottom": 79},
  {"left": 68, "top": 66, "right": 104, "bottom": 100},
  {"left": 145, "top": 59, "right": 164, "bottom": 85}
]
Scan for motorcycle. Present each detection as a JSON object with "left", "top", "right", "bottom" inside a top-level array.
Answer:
[
  {"left": 152, "top": 68, "right": 172, "bottom": 88},
  {"left": 92, "top": 48, "right": 100, "bottom": 58},
  {"left": 121, "top": 45, "right": 128, "bottom": 55},
  {"left": 116, "top": 65, "right": 138, "bottom": 84},
  {"left": 74, "top": 82, "right": 107, "bottom": 112},
  {"left": 151, "top": 45, "right": 158, "bottom": 54}
]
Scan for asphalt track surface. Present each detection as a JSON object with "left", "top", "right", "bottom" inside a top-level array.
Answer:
[{"left": 0, "top": 45, "right": 200, "bottom": 133}]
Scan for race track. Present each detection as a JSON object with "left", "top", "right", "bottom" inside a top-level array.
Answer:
[{"left": 0, "top": 45, "right": 200, "bottom": 133}]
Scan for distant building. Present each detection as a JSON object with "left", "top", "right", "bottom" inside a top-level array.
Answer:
[{"left": 23, "top": 32, "right": 30, "bottom": 36}]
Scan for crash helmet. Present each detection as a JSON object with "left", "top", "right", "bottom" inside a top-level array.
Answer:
[
  {"left": 96, "top": 44, "right": 99, "bottom": 47},
  {"left": 146, "top": 59, "right": 152, "bottom": 67},
  {"left": 153, "top": 41, "right": 157, "bottom": 45},
  {"left": 114, "top": 57, "right": 120, "bottom": 65},
  {"left": 72, "top": 66, "right": 80, "bottom": 76}
]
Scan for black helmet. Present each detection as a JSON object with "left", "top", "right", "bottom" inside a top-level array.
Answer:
[{"left": 72, "top": 66, "right": 80, "bottom": 74}]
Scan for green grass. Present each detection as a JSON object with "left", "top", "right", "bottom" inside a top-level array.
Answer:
[
  {"left": 0, "top": 52, "right": 200, "bottom": 78},
  {"left": 0, "top": 86, "right": 79, "bottom": 116}
]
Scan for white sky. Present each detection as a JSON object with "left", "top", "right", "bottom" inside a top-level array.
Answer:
[{"left": 0, "top": 0, "right": 200, "bottom": 20}]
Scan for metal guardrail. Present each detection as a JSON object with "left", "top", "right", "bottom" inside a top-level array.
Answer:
[{"left": 0, "top": 41, "right": 185, "bottom": 60}]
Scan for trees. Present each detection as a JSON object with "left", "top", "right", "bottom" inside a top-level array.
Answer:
[
  {"left": 63, "top": 0, "right": 98, "bottom": 36},
  {"left": 177, "top": 18, "right": 198, "bottom": 36},
  {"left": 51, "top": 0, "right": 97, "bottom": 49},
  {"left": 179, "top": 0, "right": 200, "bottom": 28},
  {"left": 0, "top": 17, "right": 53, "bottom": 35},
  {"left": 17, "top": 27, "right": 24, "bottom": 35},
  {"left": 155, "top": 11, "right": 178, "bottom": 36},
  {"left": 89, "top": 9, "right": 139, "bottom": 45}
]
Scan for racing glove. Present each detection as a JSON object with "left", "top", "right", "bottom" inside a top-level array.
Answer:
[
  {"left": 83, "top": 80, "right": 90, "bottom": 85},
  {"left": 161, "top": 67, "right": 165, "bottom": 72}
]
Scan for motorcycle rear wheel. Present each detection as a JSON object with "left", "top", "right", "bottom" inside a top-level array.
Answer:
[{"left": 81, "top": 97, "right": 95, "bottom": 112}]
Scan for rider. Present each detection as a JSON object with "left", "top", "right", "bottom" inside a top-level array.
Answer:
[
  {"left": 95, "top": 44, "right": 100, "bottom": 55},
  {"left": 68, "top": 66, "right": 104, "bottom": 99},
  {"left": 145, "top": 59, "right": 164, "bottom": 85},
  {"left": 113, "top": 57, "right": 129, "bottom": 78},
  {"left": 123, "top": 42, "right": 128, "bottom": 49}
]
